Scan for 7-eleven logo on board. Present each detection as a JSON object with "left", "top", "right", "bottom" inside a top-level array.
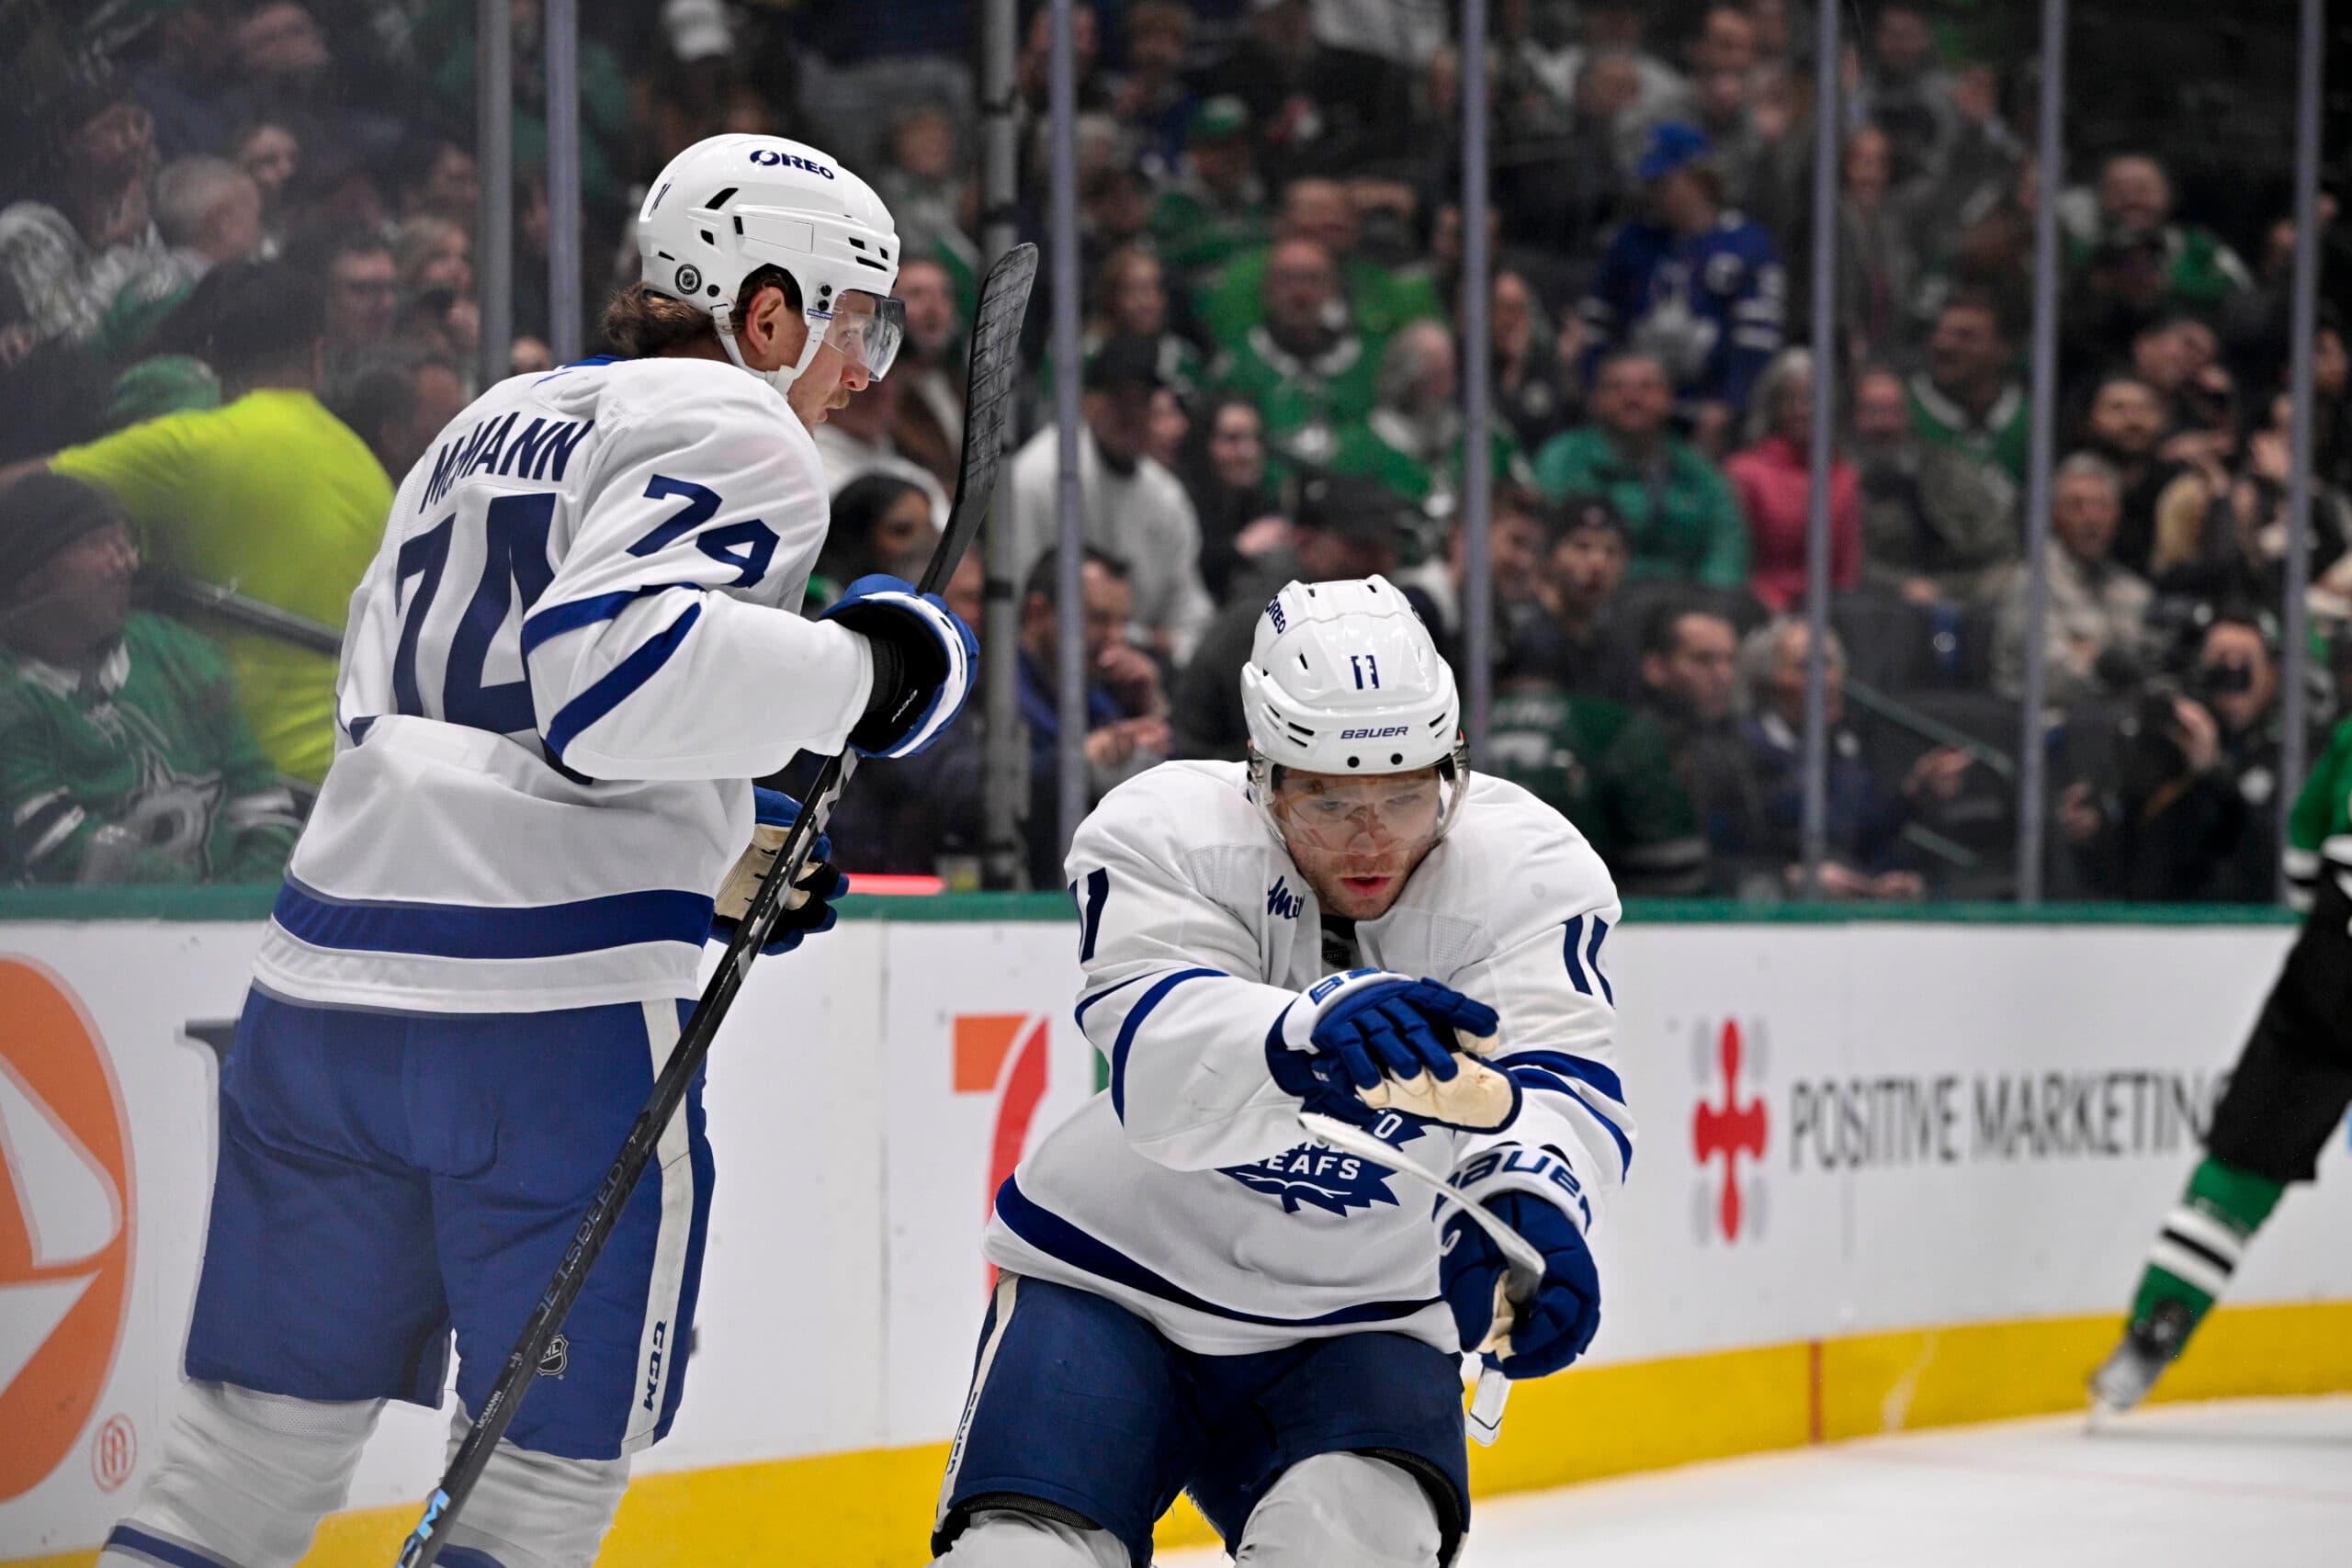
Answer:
[
  {"left": 1691, "top": 1018, "right": 1770, "bottom": 1246},
  {"left": 955, "top": 1015, "right": 1053, "bottom": 1288}
]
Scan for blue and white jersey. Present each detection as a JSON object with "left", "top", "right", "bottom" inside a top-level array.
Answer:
[
  {"left": 1579, "top": 211, "right": 1785, "bottom": 414},
  {"left": 986, "top": 761, "right": 1633, "bottom": 1357},
  {"left": 253, "top": 356, "right": 876, "bottom": 1012}
]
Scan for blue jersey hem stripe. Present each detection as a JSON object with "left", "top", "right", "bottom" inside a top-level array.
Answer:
[
  {"left": 994, "top": 1176, "right": 1439, "bottom": 1328},
  {"left": 103, "top": 1527, "right": 235, "bottom": 1568},
  {"left": 272, "top": 875, "right": 713, "bottom": 961},
  {"left": 1109, "top": 966, "right": 1221, "bottom": 1122},
  {"left": 543, "top": 601, "right": 702, "bottom": 760}
]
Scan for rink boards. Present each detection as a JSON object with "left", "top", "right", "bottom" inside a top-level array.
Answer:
[{"left": 2, "top": 897, "right": 2348, "bottom": 1565}]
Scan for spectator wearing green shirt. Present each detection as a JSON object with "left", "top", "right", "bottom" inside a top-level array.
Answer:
[
  {"left": 1149, "top": 96, "right": 1272, "bottom": 288},
  {"left": 1634, "top": 600, "right": 1775, "bottom": 897},
  {"left": 1323, "top": 319, "right": 1531, "bottom": 536},
  {"left": 40, "top": 260, "right": 394, "bottom": 783},
  {"left": 0, "top": 473, "right": 299, "bottom": 885},
  {"left": 1507, "top": 494, "right": 1643, "bottom": 704},
  {"left": 1486, "top": 654, "right": 1708, "bottom": 898},
  {"left": 1196, "top": 177, "right": 1444, "bottom": 358},
  {"left": 2064, "top": 153, "right": 2254, "bottom": 325},
  {"left": 1909, "top": 290, "right": 2030, "bottom": 510},
  {"left": 1533, "top": 350, "right": 1748, "bottom": 589},
  {"left": 1209, "top": 236, "right": 1379, "bottom": 466}
]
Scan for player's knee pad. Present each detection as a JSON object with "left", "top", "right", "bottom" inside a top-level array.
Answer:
[
  {"left": 932, "top": 1504, "right": 1131, "bottom": 1567},
  {"left": 99, "top": 1382, "right": 380, "bottom": 1568},
  {"left": 1233, "top": 1453, "right": 1445, "bottom": 1568},
  {"left": 435, "top": 1422, "right": 630, "bottom": 1568}
]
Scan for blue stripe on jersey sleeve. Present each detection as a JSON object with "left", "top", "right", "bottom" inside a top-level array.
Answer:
[
  {"left": 1506, "top": 1065, "right": 1634, "bottom": 1177},
  {"left": 521, "top": 583, "right": 696, "bottom": 656},
  {"left": 541, "top": 601, "right": 702, "bottom": 761},
  {"left": 271, "top": 876, "right": 713, "bottom": 960},
  {"left": 1495, "top": 1048, "right": 1627, "bottom": 1108},
  {"left": 994, "top": 1176, "right": 1439, "bottom": 1328},
  {"left": 1073, "top": 972, "right": 1148, "bottom": 1032},
  {"left": 1110, "top": 966, "right": 1222, "bottom": 1122},
  {"left": 1584, "top": 914, "right": 1615, "bottom": 1006}
]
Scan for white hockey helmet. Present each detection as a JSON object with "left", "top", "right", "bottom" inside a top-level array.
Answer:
[
  {"left": 635, "top": 133, "right": 905, "bottom": 394},
  {"left": 1241, "top": 576, "right": 1471, "bottom": 851}
]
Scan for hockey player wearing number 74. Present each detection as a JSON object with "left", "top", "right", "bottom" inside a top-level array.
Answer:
[
  {"left": 98, "top": 134, "right": 978, "bottom": 1568},
  {"left": 929, "top": 577, "right": 1634, "bottom": 1568}
]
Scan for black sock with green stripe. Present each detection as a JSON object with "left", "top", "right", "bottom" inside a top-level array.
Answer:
[{"left": 2128, "top": 1158, "right": 2287, "bottom": 1346}]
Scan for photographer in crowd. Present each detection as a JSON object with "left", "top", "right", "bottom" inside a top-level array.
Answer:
[{"left": 2053, "top": 609, "right": 2296, "bottom": 902}]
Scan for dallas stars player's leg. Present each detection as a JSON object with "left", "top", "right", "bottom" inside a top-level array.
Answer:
[
  {"left": 2091, "top": 727, "right": 2352, "bottom": 1415},
  {"left": 930, "top": 578, "right": 1631, "bottom": 1566}
]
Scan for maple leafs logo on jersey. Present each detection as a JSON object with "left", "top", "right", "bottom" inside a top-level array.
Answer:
[{"left": 1219, "top": 1119, "right": 1426, "bottom": 1215}]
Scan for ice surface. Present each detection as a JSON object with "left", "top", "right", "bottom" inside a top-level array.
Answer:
[{"left": 1159, "top": 1396, "right": 2352, "bottom": 1566}]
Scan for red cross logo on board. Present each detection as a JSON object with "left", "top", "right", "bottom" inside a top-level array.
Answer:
[{"left": 1691, "top": 1019, "right": 1767, "bottom": 1243}]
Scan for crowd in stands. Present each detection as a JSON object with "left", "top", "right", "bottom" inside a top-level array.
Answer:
[{"left": 1, "top": 0, "right": 2345, "bottom": 904}]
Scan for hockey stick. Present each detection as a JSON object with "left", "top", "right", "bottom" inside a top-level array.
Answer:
[
  {"left": 1298, "top": 1111, "right": 1542, "bottom": 1447},
  {"left": 393, "top": 241, "right": 1038, "bottom": 1568},
  {"left": 144, "top": 576, "right": 344, "bottom": 656}
]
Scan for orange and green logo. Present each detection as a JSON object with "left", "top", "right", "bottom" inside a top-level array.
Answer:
[{"left": 0, "top": 957, "right": 134, "bottom": 1500}]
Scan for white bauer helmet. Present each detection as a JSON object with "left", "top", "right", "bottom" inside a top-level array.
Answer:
[
  {"left": 1240, "top": 575, "right": 1472, "bottom": 850},
  {"left": 634, "top": 133, "right": 905, "bottom": 395}
]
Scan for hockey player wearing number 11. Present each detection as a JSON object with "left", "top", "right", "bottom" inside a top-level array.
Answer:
[
  {"left": 929, "top": 577, "right": 1634, "bottom": 1568},
  {"left": 97, "top": 133, "right": 978, "bottom": 1568}
]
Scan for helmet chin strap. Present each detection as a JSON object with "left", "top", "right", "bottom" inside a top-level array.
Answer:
[{"left": 710, "top": 297, "right": 826, "bottom": 396}]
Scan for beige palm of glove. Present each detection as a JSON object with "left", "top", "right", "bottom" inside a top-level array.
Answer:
[{"left": 1358, "top": 1028, "right": 1518, "bottom": 1132}]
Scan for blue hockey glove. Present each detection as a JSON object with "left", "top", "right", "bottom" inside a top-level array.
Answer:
[
  {"left": 1440, "top": 1150, "right": 1600, "bottom": 1381},
  {"left": 1265, "top": 969, "right": 1501, "bottom": 1127},
  {"left": 820, "top": 573, "right": 977, "bottom": 759},
  {"left": 711, "top": 788, "right": 847, "bottom": 956}
]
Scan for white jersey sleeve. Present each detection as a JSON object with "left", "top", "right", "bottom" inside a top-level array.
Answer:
[
  {"left": 1065, "top": 767, "right": 1319, "bottom": 1172},
  {"left": 518, "top": 370, "right": 873, "bottom": 779},
  {"left": 1430, "top": 791, "right": 1632, "bottom": 1235}
]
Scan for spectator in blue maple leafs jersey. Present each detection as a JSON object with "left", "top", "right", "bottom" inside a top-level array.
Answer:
[{"left": 1578, "top": 121, "right": 1786, "bottom": 456}]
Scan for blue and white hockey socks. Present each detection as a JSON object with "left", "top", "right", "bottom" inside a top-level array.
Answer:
[{"left": 99, "top": 1382, "right": 380, "bottom": 1568}]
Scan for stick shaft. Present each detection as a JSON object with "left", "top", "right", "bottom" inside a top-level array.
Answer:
[{"left": 394, "top": 244, "right": 1036, "bottom": 1568}]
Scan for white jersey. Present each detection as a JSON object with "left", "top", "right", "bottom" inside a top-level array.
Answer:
[
  {"left": 985, "top": 761, "right": 1633, "bottom": 1357},
  {"left": 253, "top": 355, "right": 876, "bottom": 1013}
]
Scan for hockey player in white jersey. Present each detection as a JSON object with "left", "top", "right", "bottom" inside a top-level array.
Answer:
[
  {"left": 99, "top": 134, "right": 976, "bottom": 1568},
  {"left": 930, "top": 578, "right": 1632, "bottom": 1568}
]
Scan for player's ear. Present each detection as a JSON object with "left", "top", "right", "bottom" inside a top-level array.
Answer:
[{"left": 744, "top": 283, "right": 805, "bottom": 367}]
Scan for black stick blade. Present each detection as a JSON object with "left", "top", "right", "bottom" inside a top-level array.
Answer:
[{"left": 922, "top": 242, "right": 1038, "bottom": 597}]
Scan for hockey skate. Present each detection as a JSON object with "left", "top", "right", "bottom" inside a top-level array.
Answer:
[{"left": 2087, "top": 1297, "right": 2196, "bottom": 1417}]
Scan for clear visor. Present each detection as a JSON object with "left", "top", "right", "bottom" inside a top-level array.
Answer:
[
  {"left": 1266, "top": 763, "right": 1466, "bottom": 858},
  {"left": 816, "top": 294, "right": 906, "bottom": 378}
]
